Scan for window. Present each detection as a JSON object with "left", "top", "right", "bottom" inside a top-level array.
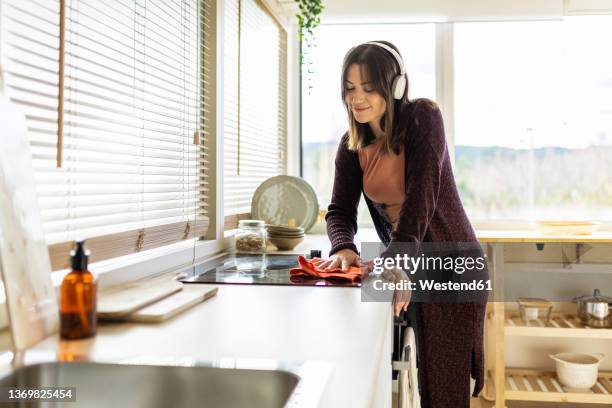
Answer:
[
  {"left": 301, "top": 24, "right": 436, "bottom": 227},
  {"left": 223, "top": 0, "right": 287, "bottom": 230},
  {"left": 1, "top": 0, "right": 213, "bottom": 270},
  {"left": 454, "top": 16, "right": 612, "bottom": 222}
]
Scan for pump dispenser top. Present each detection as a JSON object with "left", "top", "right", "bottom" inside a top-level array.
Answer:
[{"left": 71, "top": 240, "right": 90, "bottom": 271}]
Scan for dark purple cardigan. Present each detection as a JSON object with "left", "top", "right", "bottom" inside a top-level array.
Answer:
[{"left": 325, "top": 99, "right": 487, "bottom": 407}]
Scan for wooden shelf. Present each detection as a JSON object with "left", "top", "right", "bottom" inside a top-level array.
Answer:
[
  {"left": 504, "top": 313, "right": 612, "bottom": 339},
  {"left": 504, "top": 368, "right": 612, "bottom": 404},
  {"left": 476, "top": 230, "right": 612, "bottom": 243}
]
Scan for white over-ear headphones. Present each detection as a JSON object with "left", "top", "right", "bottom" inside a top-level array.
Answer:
[{"left": 364, "top": 42, "right": 407, "bottom": 100}]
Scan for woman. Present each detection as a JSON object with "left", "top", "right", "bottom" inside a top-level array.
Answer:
[{"left": 320, "top": 41, "right": 488, "bottom": 408}]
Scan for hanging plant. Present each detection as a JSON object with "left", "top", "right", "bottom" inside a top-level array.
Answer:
[{"left": 295, "top": 0, "right": 323, "bottom": 94}]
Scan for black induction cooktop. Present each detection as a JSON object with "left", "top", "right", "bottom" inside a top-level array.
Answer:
[{"left": 179, "top": 253, "right": 361, "bottom": 287}]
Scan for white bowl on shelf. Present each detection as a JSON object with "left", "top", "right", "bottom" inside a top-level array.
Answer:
[{"left": 549, "top": 352, "right": 605, "bottom": 390}]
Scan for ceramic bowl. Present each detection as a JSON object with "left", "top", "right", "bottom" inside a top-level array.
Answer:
[
  {"left": 549, "top": 352, "right": 605, "bottom": 390},
  {"left": 266, "top": 225, "right": 304, "bottom": 234},
  {"left": 267, "top": 233, "right": 305, "bottom": 239},
  {"left": 268, "top": 235, "right": 304, "bottom": 250}
]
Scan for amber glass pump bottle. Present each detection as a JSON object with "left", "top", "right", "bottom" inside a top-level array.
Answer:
[{"left": 60, "top": 240, "right": 97, "bottom": 339}]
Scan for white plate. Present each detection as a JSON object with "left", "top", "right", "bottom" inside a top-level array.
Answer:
[{"left": 251, "top": 176, "right": 319, "bottom": 232}]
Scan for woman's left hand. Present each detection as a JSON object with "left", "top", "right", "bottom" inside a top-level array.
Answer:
[
  {"left": 381, "top": 266, "right": 411, "bottom": 316},
  {"left": 394, "top": 296, "right": 410, "bottom": 317}
]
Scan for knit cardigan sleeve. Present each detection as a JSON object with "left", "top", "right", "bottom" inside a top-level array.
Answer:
[
  {"left": 380, "top": 100, "right": 445, "bottom": 259},
  {"left": 325, "top": 132, "right": 362, "bottom": 256}
]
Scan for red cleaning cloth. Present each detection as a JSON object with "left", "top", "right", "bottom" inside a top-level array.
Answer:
[{"left": 290, "top": 256, "right": 363, "bottom": 283}]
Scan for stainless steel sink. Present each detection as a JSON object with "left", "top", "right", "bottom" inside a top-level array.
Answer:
[{"left": 0, "top": 361, "right": 321, "bottom": 408}]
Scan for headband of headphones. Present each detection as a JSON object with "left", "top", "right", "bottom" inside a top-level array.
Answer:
[{"left": 364, "top": 41, "right": 406, "bottom": 75}]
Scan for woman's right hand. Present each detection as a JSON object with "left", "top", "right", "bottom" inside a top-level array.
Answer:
[{"left": 318, "top": 248, "right": 360, "bottom": 271}]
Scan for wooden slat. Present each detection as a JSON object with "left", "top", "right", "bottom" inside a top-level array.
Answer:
[
  {"left": 541, "top": 375, "right": 558, "bottom": 393},
  {"left": 564, "top": 317, "right": 578, "bottom": 328},
  {"left": 514, "top": 374, "right": 528, "bottom": 391},
  {"left": 557, "top": 317, "right": 572, "bottom": 328},
  {"left": 593, "top": 380, "right": 606, "bottom": 394},
  {"left": 526, "top": 375, "right": 541, "bottom": 392},
  {"left": 600, "top": 377, "right": 612, "bottom": 394},
  {"left": 504, "top": 374, "right": 513, "bottom": 391}
]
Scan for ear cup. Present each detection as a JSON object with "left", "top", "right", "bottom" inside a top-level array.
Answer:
[
  {"left": 363, "top": 42, "right": 407, "bottom": 99},
  {"left": 392, "top": 74, "right": 407, "bottom": 100}
]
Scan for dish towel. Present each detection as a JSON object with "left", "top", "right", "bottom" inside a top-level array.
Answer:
[{"left": 290, "top": 256, "right": 363, "bottom": 283}]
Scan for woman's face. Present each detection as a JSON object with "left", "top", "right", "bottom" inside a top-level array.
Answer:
[{"left": 344, "top": 63, "right": 386, "bottom": 125}]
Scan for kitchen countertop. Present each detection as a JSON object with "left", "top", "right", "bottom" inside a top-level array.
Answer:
[{"left": 28, "top": 283, "right": 392, "bottom": 408}]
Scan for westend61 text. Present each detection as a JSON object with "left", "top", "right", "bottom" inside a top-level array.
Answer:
[{"left": 373, "top": 279, "right": 493, "bottom": 291}]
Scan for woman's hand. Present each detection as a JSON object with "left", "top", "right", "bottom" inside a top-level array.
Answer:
[
  {"left": 318, "top": 248, "right": 360, "bottom": 271},
  {"left": 381, "top": 266, "right": 411, "bottom": 317}
]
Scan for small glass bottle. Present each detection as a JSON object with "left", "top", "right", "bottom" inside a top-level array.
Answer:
[
  {"left": 235, "top": 220, "right": 267, "bottom": 254},
  {"left": 60, "top": 240, "right": 97, "bottom": 339}
]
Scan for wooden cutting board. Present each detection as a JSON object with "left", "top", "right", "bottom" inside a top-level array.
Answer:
[
  {"left": 127, "top": 285, "right": 218, "bottom": 322},
  {"left": 98, "top": 275, "right": 183, "bottom": 319}
]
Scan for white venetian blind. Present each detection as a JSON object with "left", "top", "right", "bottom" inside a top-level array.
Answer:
[
  {"left": 1, "top": 0, "right": 213, "bottom": 271},
  {"left": 223, "top": 0, "right": 287, "bottom": 230}
]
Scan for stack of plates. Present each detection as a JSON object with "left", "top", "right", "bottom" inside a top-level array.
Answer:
[{"left": 266, "top": 225, "right": 305, "bottom": 250}]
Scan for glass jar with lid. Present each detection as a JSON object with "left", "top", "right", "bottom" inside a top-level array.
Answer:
[{"left": 235, "top": 220, "right": 267, "bottom": 254}]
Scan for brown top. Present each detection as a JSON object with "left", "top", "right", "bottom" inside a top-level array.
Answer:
[
  {"left": 357, "top": 136, "right": 405, "bottom": 230},
  {"left": 325, "top": 98, "right": 488, "bottom": 405}
]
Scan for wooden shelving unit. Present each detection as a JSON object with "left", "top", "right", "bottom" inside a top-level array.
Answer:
[
  {"left": 505, "top": 313, "right": 612, "bottom": 339},
  {"left": 483, "top": 242, "right": 612, "bottom": 407}
]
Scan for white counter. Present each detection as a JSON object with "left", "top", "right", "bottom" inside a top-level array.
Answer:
[{"left": 30, "top": 283, "right": 393, "bottom": 408}]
